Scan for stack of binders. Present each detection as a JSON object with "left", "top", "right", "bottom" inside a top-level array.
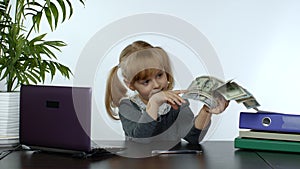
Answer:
[{"left": 234, "top": 111, "right": 300, "bottom": 153}]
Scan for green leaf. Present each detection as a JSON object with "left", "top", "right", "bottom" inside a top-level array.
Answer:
[
  {"left": 16, "top": 72, "right": 28, "bottom": 86},
  {"left": 55, "top": 62, "right": 72, "bottom": 78},
  {"left": 28, "top": 68, "right": 41, "bottom": 83},
  {"left": 65, "top": 0, "right": 73, "bottom": 19},
  {"left": 30, "top": 33, "right": 46, "bottom": 43},
  {"left": 24, "top": 71, "right": 38, "bottom": 84},
  {"left": 41, "top": 45, "right": 57, "bottom": 59},
  {"left": 45, "top": 0, "right": 51, "bottom": 10},
  {"left": 24, "top": 7, "right": 38, "bottom": 14},
  {"left": 57, "top": 0, "right": 66, "bottom": 22},
  {"left": 39, "top": 62, "right": 47, "bottom": 81},
  {"left": 43, "top": 40, "right": 66, "bottom": 51},
  {"left": 26, "top": 1, "right": 43, "bottom": 8},
  {"left": 48, "top": 62, "right": 56, "bottom": 80},
  {"left": 49, "top": 2, "right": 59, "bottom": 29},
  {"left": 44, "top": 7, "right": 53, "bottom": 31}
]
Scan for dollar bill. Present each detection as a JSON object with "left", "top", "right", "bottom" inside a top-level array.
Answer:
[
  {"left": 182, "top": 76, "right": 260, "bottom": 110},
  {"left": 242, "top": 98, "right": 261, "bottom": 110},
  {"left": 215, "top": 82, "right": 250, "bottom": 100},
  {"left": 182, "top": 91, "right": 218, "bottom": 108},
  {"left": 182, "top": 76, "right": 224, "bottom": 108}
]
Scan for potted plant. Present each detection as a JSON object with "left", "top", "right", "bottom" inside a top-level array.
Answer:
[{"left": 0, "top": 0, "right": 85, "bottom": 146}]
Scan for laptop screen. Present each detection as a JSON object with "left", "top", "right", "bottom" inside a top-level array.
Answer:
[{"left": 19, "top": 85, "right": 92, "bottom": 152}]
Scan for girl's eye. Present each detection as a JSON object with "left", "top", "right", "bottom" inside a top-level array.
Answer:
[
  {"left": 156, "top": 72, "right": 164, "bottom": 78},
  {"left": 142, "top": 80, "right": 150, "bottom": 85}
]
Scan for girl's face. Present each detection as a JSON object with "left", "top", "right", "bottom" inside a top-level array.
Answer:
[{"left": 130, "top": 70, "right": 169, "bottom": 104}]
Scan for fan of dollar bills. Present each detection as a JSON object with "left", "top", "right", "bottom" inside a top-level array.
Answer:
[{"left": 182, "top": 76, "right": 260, "bottom": 110}]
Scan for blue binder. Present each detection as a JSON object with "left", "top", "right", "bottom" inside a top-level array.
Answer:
[{"left": 239, "top": 111, "right": 300, "bottom": 133}]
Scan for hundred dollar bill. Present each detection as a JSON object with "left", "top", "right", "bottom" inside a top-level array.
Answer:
[
  {"left": 182, "top": 76, "right": 224, "bottom": 108},
  {"left": 182, "top": 75, "right": 260, "bottom": 110},
  {"left": 182, "top": 90, "right": 218, "bottom": 108},
  {"left": 215, "top": 82, "right": 250, "bottom": 101}
]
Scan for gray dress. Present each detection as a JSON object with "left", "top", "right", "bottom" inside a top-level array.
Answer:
[{"left": 118, "top": 96, "right": 210, "bottom": 144}]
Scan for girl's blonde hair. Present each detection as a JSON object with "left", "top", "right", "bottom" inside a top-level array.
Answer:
[{"left": 105, "top": 40, "right": 175, "bottom": 119}]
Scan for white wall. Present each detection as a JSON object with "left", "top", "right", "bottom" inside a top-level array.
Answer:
[{"left": 24, "top": 0, "right": 300, "bottom": 141}]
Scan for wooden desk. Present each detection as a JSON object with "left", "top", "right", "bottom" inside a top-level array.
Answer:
[{"left": 1, "top": 141, "right": 300, "bottom": 169}]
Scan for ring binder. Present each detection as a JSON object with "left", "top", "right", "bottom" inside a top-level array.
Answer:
[{"left": 239, "top": 111, "right": 300, "bottom": 133}]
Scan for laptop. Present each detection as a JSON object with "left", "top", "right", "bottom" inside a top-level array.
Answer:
[{"left": 19, "top": 84, "right": 124, "bottom": 157}]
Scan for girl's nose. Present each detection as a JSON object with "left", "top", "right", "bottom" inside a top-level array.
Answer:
[{"left": 153, "top": 79, "right": 160, "bottom": 88}]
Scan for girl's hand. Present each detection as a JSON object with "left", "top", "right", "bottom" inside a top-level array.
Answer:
[
  {"left": 207, "top": 95, "right": 229, "bottom": 114},
  {"left": 149, "top": 90, "right": 187, "bottom": 110}
]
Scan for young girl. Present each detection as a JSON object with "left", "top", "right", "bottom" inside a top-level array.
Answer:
[{"left": 105, "top": 40, "right": 229, "bottom": 144}]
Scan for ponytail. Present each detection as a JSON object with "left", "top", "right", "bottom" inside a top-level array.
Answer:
[{"left": 105, "top": 65, "right": 127, "bottom": 120}]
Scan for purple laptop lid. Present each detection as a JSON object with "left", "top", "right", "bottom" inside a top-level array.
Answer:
[{"left": 19, "top": 85, "right": 92, "bottom": 152}]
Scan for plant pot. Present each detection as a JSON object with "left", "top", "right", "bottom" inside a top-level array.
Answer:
[{"left": 0, "top": 92, "right": 20, "bottom": 147}]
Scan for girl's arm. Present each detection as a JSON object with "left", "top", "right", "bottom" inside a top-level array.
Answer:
[
  {"left": 195, "top": 95, "right": 229, "bottom": 129},
  {"left": 182, "top": 105, "right": 211, "bottom": 144},
  {"left": 184, "top": 97, "right": 229, "bottom": 144},
  {"left": 194, "top": 105, "right": 212, "bottom": 130},
  {"left": 146, "top": 90, "right": 187, "bottom": 120},
  {"left": 119, "top": 100, "right": 158, "bottom": 139}
]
